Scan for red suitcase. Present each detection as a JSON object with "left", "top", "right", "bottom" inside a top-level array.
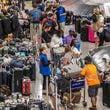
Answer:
[
  {"left": 22, "top": 77, "right": 31, "bottom": 96},
  {"left": 88, "top": 25, "right": 95, "bottom": 43}
]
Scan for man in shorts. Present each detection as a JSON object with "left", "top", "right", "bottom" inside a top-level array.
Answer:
[{"left": 80, "top": 56, "right": 100, "bottom": 110}]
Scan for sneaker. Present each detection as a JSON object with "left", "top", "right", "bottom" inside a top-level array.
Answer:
[
  {"left": 89, "top": 107, "right": 97, "bottom": 110},
  {"left": 93, "top": 107, "right": 97, "bottom": 110}
]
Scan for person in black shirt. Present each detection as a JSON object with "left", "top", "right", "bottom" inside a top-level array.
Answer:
[{"left": 42, "top": 23, "right": 52, "bottom": 44}]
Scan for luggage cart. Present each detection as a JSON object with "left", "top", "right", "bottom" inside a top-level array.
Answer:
[
  {"left": 55, "top": 75, "right": 87, "bottom": 110},
  {"left": 70, "top": 78, "right": 87, "bottom": 107}
]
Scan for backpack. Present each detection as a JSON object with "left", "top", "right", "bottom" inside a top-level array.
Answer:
[{"left": 31, "top": 9, "right": 41, "bottom": 23}]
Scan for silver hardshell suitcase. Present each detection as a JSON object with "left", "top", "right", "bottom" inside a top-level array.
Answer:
[{"left": 63, "top": 63, "right": 81, "bottom": 79}]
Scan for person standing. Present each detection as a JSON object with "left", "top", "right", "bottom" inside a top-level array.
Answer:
[
  {"left": 30, "top": 3, "right": 42, "bottom": 46},
  {"left": 81, "top": 56, "right": 100, "bottom": 110},
  {"left": 56, "top": 2, "right": 66, "bottom": 33},
  {"left": 64, "top": 28, "right": 75, "bottom": 46},
  {"left": 91, "top": 7, "right": 104, "bottom": 47},
  {"left": 39, "top": 47, "right": 52, "bottom": 91}
]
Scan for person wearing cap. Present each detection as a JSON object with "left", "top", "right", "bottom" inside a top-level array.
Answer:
[
  {"left": 81, "top": 56, "right": 100, "bottom": 110},
  {"left": 64, "top": 28, "right": 76, "bottom": 46}
]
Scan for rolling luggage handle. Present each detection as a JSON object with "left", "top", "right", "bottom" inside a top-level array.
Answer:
[
  {"left": 46, "top": 76, "right": 49, "bottom": 102},
  {"left": 54, "top": 76, "right": 58, "bottom": 110}
]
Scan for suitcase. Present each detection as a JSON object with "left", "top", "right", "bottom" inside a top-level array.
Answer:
[
  {"left": 16, "top": 104, "right": 30, "bottom": 110},
  {"left": 80, "top": 25, "right": 88, "bottom": 41},
  {"left": 103, "top": 81, "right": 110, "bottom": 107},
  {"left": 0, "top": 19, "right": 3, "bottom": 36},
  {"left": 2, "top": 16, "right": 12, "bottom": 34},
  {"left": 88, "top": 25, "right": 95, "bottom": 42},
  {"left": 30, "top": 62, "right": 36, "bottom": 81},
  {"left": 0, "top": 95, "right": 5, "bottom": 102},
  {"left": 104, "top": 28, "right": 110, "bottom": 42},
  {"left": 75, "top": 18, "right": 81, "bottom": 33},
  {"left": 2, "top": 69, "right": 8, "bottom": 85},
  {"left": 0, "top": 70, "right": 3, "bottom": 85},
  {"left": 22, "top": 77, "right": 31, "bottom": 96},
  {"left": 28, "top": 99, "right": 43, "bottom": 109},
  {"left": 65, "top": 11, "right": 71, "bottom": 25},
  {"left": 23, "top": 66, "right": 30, "bottom": 77},
  {"left": 12, "top": 68, "right": 23, "bottom": 92},
  {"left": 11, "top": 15, "right": 19, "bottom": 32},
  {"left": 63, "top": 63, "right": 81, "bottom": 79}
]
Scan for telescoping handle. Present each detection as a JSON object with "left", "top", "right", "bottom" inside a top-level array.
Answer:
[{"left": 46, "top": 76, "right": 49, "bottom": 102}]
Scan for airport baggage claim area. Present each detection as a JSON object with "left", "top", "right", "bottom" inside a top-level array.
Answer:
[{"left": 0, "top": 0, "right": 110, "bottom": 110}]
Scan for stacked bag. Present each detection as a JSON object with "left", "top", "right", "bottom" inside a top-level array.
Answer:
[{"left": 0, "top": 14, "right": 19, "bottom": 37}]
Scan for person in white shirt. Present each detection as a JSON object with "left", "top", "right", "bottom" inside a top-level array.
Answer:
[
  {"left": 71, "top": 39, "right": 84, "bottom": 67},
  {"left": 50, "top": 30, "right": 63, "bottom": 48},
  {"left": 71, "top": 39, "right": 81, "bottom": 58}
]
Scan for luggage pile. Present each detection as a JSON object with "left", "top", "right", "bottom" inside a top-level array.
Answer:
[
  {"left": 0, "top": 38, "right": 37, "bottom": 96},
  {"left": 0, "top": 92, "right": 52, "bottom": 110}
]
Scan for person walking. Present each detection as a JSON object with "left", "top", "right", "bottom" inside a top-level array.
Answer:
[{"left": 80, "top": 56, "right": 100, "bottom": 110}]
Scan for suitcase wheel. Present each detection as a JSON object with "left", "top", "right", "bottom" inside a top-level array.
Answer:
[{"left": 82, "top": 101, "right": 87, "bottom": 107}]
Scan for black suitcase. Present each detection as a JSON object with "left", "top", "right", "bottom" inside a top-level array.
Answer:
[
  {"left": 16, "top": 104, "right": 30, "bottom": 110},
  {"left": 2, "top": 69, "right": 8, "bottom": 85},
  {"left": 12, "top": 68, "right": 23, "bottom": 92},
  {"left": 103, "top": 81, "right": 110, "bottom": 107},
  {"left": 65, "top": 11, "right": 71, "bottom": 25},
  {"left": 80, "top": 25, "right": 88, "bottom": 41},
  {"left": 11, "top": 15, "right": 19, "bottom": 32},
  {"left": 30, "top": 62, "right": 36, "bottom": 81},
  {"left": 2, "top": 16, "right": 12, "bottom": 34},
  {"left": 0, "top": 19, "right": 3, "bottom": 36},
  {"left": 23, "top": 66, "right": 30, "bottom": 77},
  {"left": 2, "top": 68, "right": 12, "bottom": 90},
  {"left": 104, "top": 29, "right": 110, "bottom": 42},
  {"left": 75, "top": 17, "right": 81, "bottom": 33},
  {"left": 0, "top": 70, "right": 3, "bottom": 85}
]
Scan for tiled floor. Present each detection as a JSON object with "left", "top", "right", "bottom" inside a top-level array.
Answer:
[{"left": 25, "top": 1, "right": 110, "bottom": 110}]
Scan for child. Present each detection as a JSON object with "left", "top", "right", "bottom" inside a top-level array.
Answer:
[{"left": 39, "top": 47, "right": 52, "bottom": 91}]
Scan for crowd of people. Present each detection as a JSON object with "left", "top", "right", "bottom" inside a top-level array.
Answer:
[{"left": 0, "top": 1, "right": 108, "bottom": 110}]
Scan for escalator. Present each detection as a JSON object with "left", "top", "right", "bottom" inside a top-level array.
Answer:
[{"left": 61, "top": 0, "right": 95, "bottom": 15}]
